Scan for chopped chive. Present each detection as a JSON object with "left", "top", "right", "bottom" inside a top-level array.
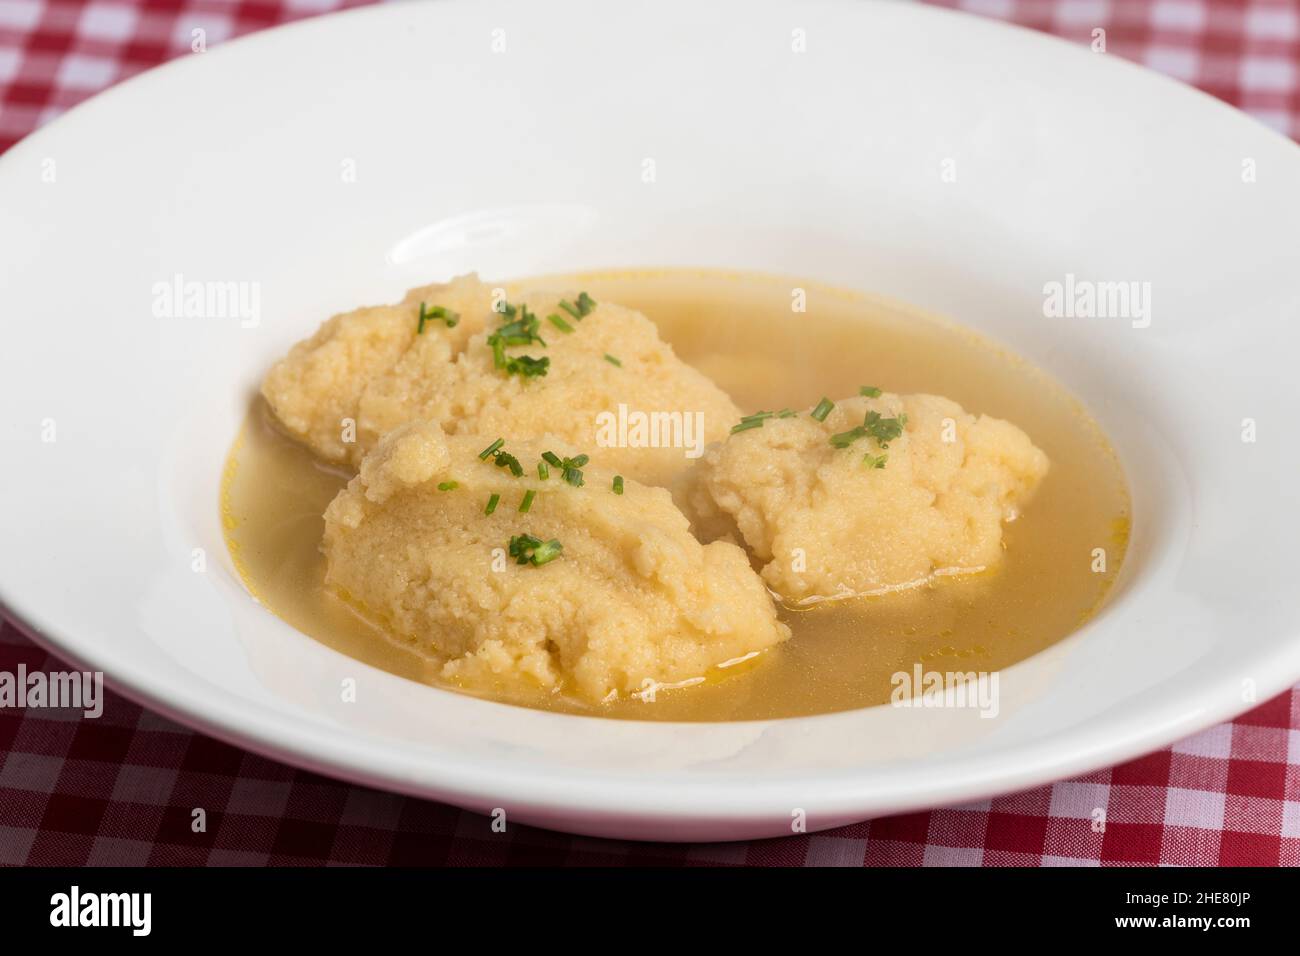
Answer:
[
  {"left": 612, "top": 475, "right": 624, "bottom": 495},
  {"left": 859, "top": 385, "right": 882, "bottom": 398},
  {"left": 729, "top": 408, "right": 796, "bottom": 434},
  {"left": 829, "top": 425, "right": 866, "bottom": 448},
  {"left": 519, "top": 489, "right": 536, "bottom": 513},
  {"left": 547, "top": 313, "right": 575, "bottom": 333},
  {"left": 558, "top": 299, "right": 582, "bottom": 320},
  {"left": 604, "top": 353, "right": 622, "bottom": 367},
  {"left": 418, "top": 303, "right": 460, "bottom": 334},
  {"left": 485, "top": 493, "right": 500, "bottom": 515},
  {"left": 862, "top": 410, "right": 905, "bottom": 448},
  {"left": 541, "top": 451, "right": 588, "bottom": 487},
  {"left": 487, "top": 304, "right": 550, "bottom": 379},
  {"left": 508, "top": 534, "right": 563, "bottom": 567},
  {"left": 531, "top": 539, "right": 563, "bottom": 566},
  {"left": 437, "top": 481, "right": 458, "bottom": 491},
  {"left": 504, "top": 354, "right": 549, "bottom": 378},
  {"left": 494, "top": 451, "right": 524, "bottom": 477},
  {"left": 732, "top": 410, "right": 776, "bottom": 432},
  {"left": 862, "top": 453, "right": 888, "bottom": 469},
  {"left": 494, "top": 314, "right": 545, "bottom": 346},
  {"left": 576, "top": 292, "right": 596, "bottom": 316},
  {"left": 479, "top": 438, "right": 504, "bottom": 460},
  {"left": 811, "top": 397, "right": 835, "bottom": 422},
  {"left": 830, "top": 410, "right": 907, "bottom": 453},
  {"left": 508, "top": 533, "right": 540, "bottom": 564},
  {"left": 538, "top": 461, "right": 549, "bottom": 480}
]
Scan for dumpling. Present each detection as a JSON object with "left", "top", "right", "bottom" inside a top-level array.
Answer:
[
  {"left": 690, "top": 392, "right": 1049, "bottom": 603},
  {"left": 262, "top": 274, "right": 739, "bottom": 486},
  {"left": 322, "top": 421, "right": 790, "bottom": 701}
]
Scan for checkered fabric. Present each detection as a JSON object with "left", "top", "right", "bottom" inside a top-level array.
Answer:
[
  {"left": 1, "top": 0, "right": 1298, "bottom": 866},
  {"left": 930, "top": 0, "right": 1300, "bottom": 142}
]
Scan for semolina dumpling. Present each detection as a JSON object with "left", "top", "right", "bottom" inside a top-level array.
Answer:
[
  {"left": 321, "top": 420, "right": 790, "bottom": 702},
  {"left": 691, "top": 392, "right": 1050, "bottom": 604},
  {"left": 262, "top": 274, "right": 740, "bottom": 486},
  {"left": 225, "top": 268, "right": 1131, "bottom": 720}
]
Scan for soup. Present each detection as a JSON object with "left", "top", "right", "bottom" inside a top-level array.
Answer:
[{"left": 222, "top": 269, "right": 1129, "bottom": 721}]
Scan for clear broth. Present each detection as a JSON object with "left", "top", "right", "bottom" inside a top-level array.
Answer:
[{"left": 222, "top": 269, "right": 1129, "bottom": 721}]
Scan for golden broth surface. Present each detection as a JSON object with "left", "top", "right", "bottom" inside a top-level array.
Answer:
[{"left": 223, "top": 269, "right": 1129, "bottom": 721}]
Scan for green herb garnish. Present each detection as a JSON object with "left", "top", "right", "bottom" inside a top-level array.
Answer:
[
  {"left": 480, "top": 438, "right": 523, "bottom": 477},
  {"left": 485, "top": 493, "right": 500, "bottom": 515},
  {"left": 437, "top": 481, "right": 458, "bottom": 491},
  {"left": 538, "top": 460, "right": 549, "bottom": 480},
  {"left": 519, "top": 489, "right": 536, "bottom": 513},
  {"left": 829, "top": 425, "right": 866, "bottom": 448},
  {"left": 729, "top": 408, "right": 795, "bottom": 434},
  {"left": 503, "top": 354, "right": 549, "bottom": 378},
  {"left": 547, "top": 313, "right": 575, "bottom": 333},
  {"left": 508, "top": 534, "right": 563, "bottom": 567},
  {"left": 487, "top": 304, "right": 550, "bottom": 379},
  {"left": 863, "top": 410, "right": 906, "bottom": 448},
  {"left": 604, "top": 354, "right": 622, "bottom": 367},
  {"left": 493, "top": 307, "right": 545, "bottom": 347},
  {"left": 564, "top": 454, "right": 589, "bottom": 487},
  {"left": 811, "top": 397, "right": 835, "bottom": 422},
  {"left": 418, "top": 303, "right": 460, "bottom": 334},
  {"left": 612, "top": 475, "right": 624, "bottom": 495},
  {"left": 494, "top": 451, "right": 524, "bottom": 477},
  {"left": 530, "top": 539, "right": 563, "bottom": 565},
  {"left": 859, "top": 385, "right": 881, "bottom": 398},
  {"left": 828, "top": 408, "right": 908, "bottom": 467},
  {"left": 558, "top": 292, "right": 596, "bottom": 321},
  {"left": 540, "top": 450, "right": 589, "bottom": 487}
]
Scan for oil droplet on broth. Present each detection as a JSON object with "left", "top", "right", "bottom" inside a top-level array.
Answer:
[{"left": 222, "top": 269, "right": 1130, "bottom": 721}]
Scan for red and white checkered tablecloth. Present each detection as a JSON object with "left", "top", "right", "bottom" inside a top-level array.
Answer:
[{"left": 1, "top": 0, "right": 1298, "bottom": 866}]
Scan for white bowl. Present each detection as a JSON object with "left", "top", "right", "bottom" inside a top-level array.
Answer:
[{"left": 1, "top": 0, "right": 1298, "bottom": 842}]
